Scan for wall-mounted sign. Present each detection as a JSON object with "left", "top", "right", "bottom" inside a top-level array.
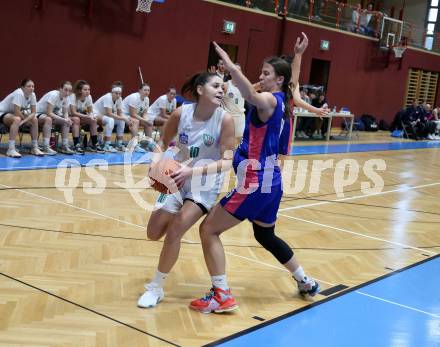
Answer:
[{"left": 223, "top": 20, "right": 236, "bottom": 34}]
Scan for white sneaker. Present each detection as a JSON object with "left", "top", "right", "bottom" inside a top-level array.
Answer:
[
  {"left": 31, "top": 146, "right": 45, "bottom": 156},
  {"left": 6, "top": 148, "right": 21, "bottom": 158},
  {"left": 42, "top": 146, "right": 57, "bottom": 156},
  {"left": 103, "top": 144, "right": 117, "bottom": 153},
  {"left": 137, "top": 284, "right": 164, "bottom": 308},
  {"left": 427, "top": 134, "right": 434, "bottom": 140}
]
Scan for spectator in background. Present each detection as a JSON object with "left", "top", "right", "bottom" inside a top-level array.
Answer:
[
  {"left": 209, "top": 59, "right": 229, "bottom": 82},
  {"left": 296, "top": 89, "right": 314, "bottom": 138},
  {"left": 311, "top": 93, "right": 328, "bottom": 138},
  {"left": 350, "top": 3, "right": 375, "bottom": 36}
]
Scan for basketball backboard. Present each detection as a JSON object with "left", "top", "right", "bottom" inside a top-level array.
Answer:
[{"left": 380, "top": 17, "right": 403, "bottom": 48}]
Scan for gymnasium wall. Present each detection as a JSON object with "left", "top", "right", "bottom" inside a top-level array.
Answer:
[{"left": 1, "top": 0, "right": 439, "bottom": 122}]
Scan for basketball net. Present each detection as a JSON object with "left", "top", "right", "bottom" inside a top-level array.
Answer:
[
  {"left": 136, "top": 0, "right": 154, "bottom": 13},
  {"left": 392, "top": 45, "right": 406, "bottom": 59}
]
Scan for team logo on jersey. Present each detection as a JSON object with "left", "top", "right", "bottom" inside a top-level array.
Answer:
[
  {"left": 228, "top": 92, "right": 234, "bottom": 99},
  {"left": 179, "top": 133, "right": 188, "bottom": 145},
  {"left": 203, "top": 134, "right": 215, "bottom": 147}
]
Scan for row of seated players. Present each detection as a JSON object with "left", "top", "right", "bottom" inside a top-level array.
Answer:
[
  {"left": 399, "top": 100, "right": 440, "bottom": 140},
  {"left": 0, "top": 79, "right": 178, "bottom": 158}
]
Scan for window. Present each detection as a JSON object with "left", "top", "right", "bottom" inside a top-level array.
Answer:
[{"left": 425, "top": 0, "right": 439, "bottom": 50}]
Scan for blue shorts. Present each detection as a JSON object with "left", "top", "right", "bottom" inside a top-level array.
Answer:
[{"left": 220, "top": 184, "right": 282, "bottom": 224}]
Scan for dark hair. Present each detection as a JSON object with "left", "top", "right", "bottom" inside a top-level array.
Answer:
[
  {"left": 181, "top": 73, "right": 217, "bottom": 100},
  {"left": 20, "top": 78, "right": 33, "bottom": 87},
  {"left": 112, "top": 81, "right": 123, "bottom": 89},
  {"left": 60, "top": 80, "right": 72, "bottom": 89},
  {"left": 168, "top": 86, "right": 177, "bottom": 93},
  {"left": 73, "top": 80, "right": 90, "bottom": 97},
  {"left": 139, "top": 82, "right": 150, "bottom": 89},
  {"left": 265, "top": 56, "right": 292, "bottom": 118}
]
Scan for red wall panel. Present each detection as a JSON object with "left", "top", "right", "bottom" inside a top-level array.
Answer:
[{"left": 1, "top": 0, "right": 439, "bottom": 122}]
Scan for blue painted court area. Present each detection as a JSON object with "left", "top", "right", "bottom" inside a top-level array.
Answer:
[
  {"left": 212, "top": 256, "right": 440, "bottom": 347},
  {"left": 0, "top": 152, "right": 152, "bottom": 171},
  {"left": 291, "top": 140, "right": 440, "bottom": 155},
  {"left": 1, "top": 141, "right": 440, "bottom": 171}
]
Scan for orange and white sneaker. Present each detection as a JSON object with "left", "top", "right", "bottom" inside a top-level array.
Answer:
[{"left": 189, "top": 287, "right": 238, "bottom": 314}]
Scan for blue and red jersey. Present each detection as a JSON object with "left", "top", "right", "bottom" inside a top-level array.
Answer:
[{"left": 233, "top": 91, "right": 291, "bottom": 188}]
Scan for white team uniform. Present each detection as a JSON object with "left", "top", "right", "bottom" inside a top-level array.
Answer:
[
  {"left": 69, "top": 94, "right": 93, "bottom": 114},
  {"left": 36, "top": 90, "right": 68, "bottom": 117},
  {"left": 0, "top": 88, "right": 37, "bottom": 116},
  {"left": 221, "top": 81, "right": 245, "bottom": 137},
  {"left": 122, "top": 92, "right": 149, "bottom": 118},
  {"left": 156, "top": 104, "right": 226, "bottom": 214},
  {"left": 147, "top": 95, "right": 176, "bottom": 122},
  {"left": 93, "top": 93, "right": 122, "bottom": 116}
]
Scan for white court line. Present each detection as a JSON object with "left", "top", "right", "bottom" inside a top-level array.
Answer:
[
  {"left": 0, "top": 183, "right": 196, "bottom": 245},
  {"left": 278, "top": 182, "right": 440, "bottom": 212},
  {"left": 278, "top": 213, "right": 438, "bottom": 255},
  {"left": 224, "top": 251, "right": 334, "bottom": 286},
  {"left": 356, "top": 291, "right": 440, "bottom": 318},
  {"left": 0, "top": 183, "right": 335, "bottom": 286}
]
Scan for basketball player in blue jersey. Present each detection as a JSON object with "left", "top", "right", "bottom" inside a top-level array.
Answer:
[{"left": 191, "top": 33, "right": 326, "bottom": 313}]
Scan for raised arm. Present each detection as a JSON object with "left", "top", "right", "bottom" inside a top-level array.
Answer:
[
  {"left": 291, "top": 32, "right": 308, "bottom": 89},
  {"left": 212, "top": 42, "right": 275, "bottom": 112}
]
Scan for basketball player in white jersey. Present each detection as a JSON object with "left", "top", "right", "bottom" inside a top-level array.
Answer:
[
  {"left": 221, "top": 63, "right": 246, "bottom": 145},
  {"left": 69, "top": 80, "right": 104, "bottom": 153},
  {"left": 121, "top": 83, "right": 154, "bottom": 152},
  {"left": 36, "top": 81, "right": 76, "bottom": 155},
  {"left": 0, "top": 79, "right": 44, "bottom": 158},
  {"left": 137, "top": 72, "right": 235, "bottom": 308},
  {"left": 94, "top": 81, "right": 132, "bottom": 152}
]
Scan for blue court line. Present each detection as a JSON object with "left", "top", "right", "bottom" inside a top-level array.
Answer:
[
  {"left": 210, "top": 255, "right": 440, "bottom": 347},
  {"left": 0, "top": 152, "right": 152, "bottom": 171},
  {"left": 291, "top": 140, "right": 440, "bottom": 155}
]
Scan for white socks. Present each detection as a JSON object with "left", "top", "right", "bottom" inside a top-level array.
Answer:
[
  {"left": 292, "top": 266, "right": 307, "bottom": 282},
  {"left": 150, "top": 270, "right": 168, "bottom": 288},
  {"left": 8, "top": 140, "right": 15, "bottom": 150},
  {"left": 211, "top": 275, "right": 228, "bottom": 291},
  {"left": 43, "top": 138, "right": 50, "bottom": 147}
]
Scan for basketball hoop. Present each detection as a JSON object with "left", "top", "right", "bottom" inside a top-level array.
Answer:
[
  {"left": 136, "top": 0, "right": 154, "bottom": 13},
  {"left": 392, "top": 45, "right": 406, "bottom": 59}
]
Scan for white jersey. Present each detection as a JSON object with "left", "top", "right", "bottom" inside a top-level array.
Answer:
[
  {"left": 37, "top": 90, "right": 68, "bottom": 115},
  {"left": 222, "top": 81, "right": 245, "bottom": 117},
  {"left": 0, "top": 88, "right": 37, "bottom": 114},
  {"left": 69, "top": 94, "right": 93, "bottom": 114},
  {"left": 122, "top": 92, "right": 149, "bottom": 116},
  {"left": 176, "top": 103, "right": 226, "bottom": 194},
  {"left": 147, "top": 95, "right": 176, "bottom": 121},
  {"left": 93, "top": 93, "right": 122, "bottom": 115}
]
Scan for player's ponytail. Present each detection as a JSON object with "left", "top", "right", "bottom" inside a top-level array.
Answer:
[{"left": 181, "top": 72, "right": 218, "bottom": 101}]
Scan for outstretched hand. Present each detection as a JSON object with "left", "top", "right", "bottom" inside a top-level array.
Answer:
[
  {"left": 294, "top": 32, "right": 309, "bottom": 55},
  {"left": 212, "top": 42, "right": 235, "bottom": 72}
]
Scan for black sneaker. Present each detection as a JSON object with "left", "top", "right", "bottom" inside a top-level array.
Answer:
[
  {"left": 91, "top": 144, "right": 105, "bottom": 153},
  {"left": 74, "top": 143, "right": 85, "bottom": 155}
]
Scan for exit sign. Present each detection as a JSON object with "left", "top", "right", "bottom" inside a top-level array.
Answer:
[
  {"left": 223, "top": 20, "right": 236, "bottom": 34},
  {"left": 320, "top": 40, "right": 330, "bottom": 50}
]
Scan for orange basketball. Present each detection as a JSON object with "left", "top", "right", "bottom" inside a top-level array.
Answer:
[{"left": 148, "top": 158, "right": 181, "bottom": 194}]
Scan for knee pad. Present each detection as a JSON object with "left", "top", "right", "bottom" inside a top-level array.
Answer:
[{"left": 253, "top": 223, "right": 293, "bottom": 264}]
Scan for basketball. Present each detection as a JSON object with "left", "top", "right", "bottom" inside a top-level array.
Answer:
[{"left": 148, "top": 158, "right": 181, "bottom": 194}]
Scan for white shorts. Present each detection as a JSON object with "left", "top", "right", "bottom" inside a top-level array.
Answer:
[
  {"left": 154, "top": 175, "right": 222, "bottom": 214},
  {"left": 232, "top": 114, "right": 245, "bottom": 138}
]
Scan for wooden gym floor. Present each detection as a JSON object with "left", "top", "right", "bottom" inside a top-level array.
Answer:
[{"left": 0, "top": 132, "right": 439, "bottom": 346}]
